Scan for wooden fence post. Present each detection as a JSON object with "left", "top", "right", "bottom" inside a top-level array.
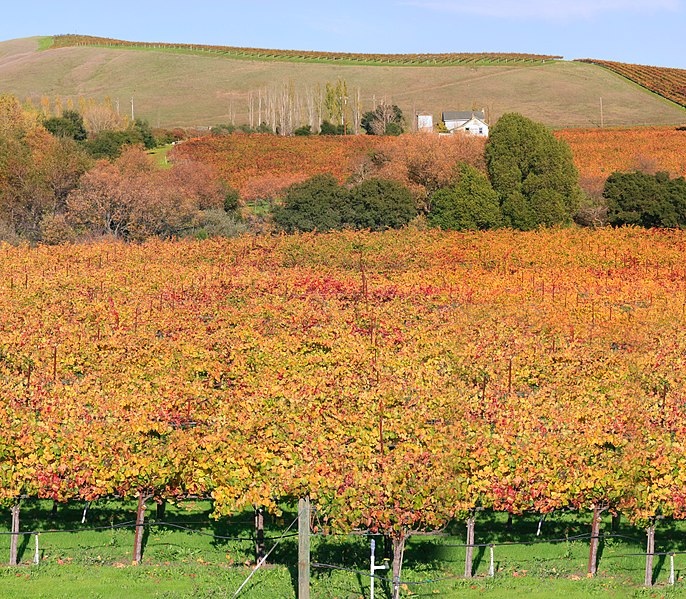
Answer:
[
  {"left": 645, "top": 521, "right": 656, "bottom": 587},
  {"left": 9, "top": 502, "right": 20, "bottom": 566},
  {"left": 255, "top": 507, "right": 266, "bottom": 563},
  {"left": 464, "top": 513, "right": 476, "bottom": 578},
  {"left": 298, "top": 497, "right": 311, "bottom": 599}
]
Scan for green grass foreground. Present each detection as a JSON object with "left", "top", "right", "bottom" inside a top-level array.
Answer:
[{"left": 2, "top": 501, "right": 686, "bottom": 597}]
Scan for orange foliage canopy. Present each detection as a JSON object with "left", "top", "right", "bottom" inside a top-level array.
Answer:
[
  {"left": 174, "top": 128, "right": 686, "bottom": 205},
  {"left": 556, "top": 127, "right": 686, "bottom": 195},
  {"left": 172, "top": 133, "right": 486, "bottom": 204},
  {"left": 172, "top": 134, "right": 392, "bottom": 195}
]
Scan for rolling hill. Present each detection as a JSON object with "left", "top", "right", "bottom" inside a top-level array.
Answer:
[{"left": 0, "top": 36, "right": 684, "bottom": 129}]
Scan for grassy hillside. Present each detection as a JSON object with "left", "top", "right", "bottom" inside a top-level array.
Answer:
[
  {"left": 52, "top": 33, "right": 563, "bottom": 66},
  {"left": 577, "top": 59, "right": 686, "bottom": 107},
  {"left": 0, "top": 36, "right": 684, "bottom": 128}
]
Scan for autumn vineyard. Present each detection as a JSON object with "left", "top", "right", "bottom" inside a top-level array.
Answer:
[
  {"left": 50, "top": 34, "right": 562, "bottom": 66},
  {"left": 3, "top": 228, "right": 686, "bottom": 592},
  {"left": 173, "top": 127, "right": 686, "bottom": 199},
  {"left": 577, "top": 59, "right": 686, "bottom": 108}
]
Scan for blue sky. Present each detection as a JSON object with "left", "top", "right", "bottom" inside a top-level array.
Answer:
[{"left": 2, "top": 0, "right": 685, "bottom": 68}]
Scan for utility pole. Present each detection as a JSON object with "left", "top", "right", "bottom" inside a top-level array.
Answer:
[
  {"left": 599, "top": 97, "right": 604, "bottom": 128},
  {"left": 342, "top": 95, "right": 348, "bottom": 135}
]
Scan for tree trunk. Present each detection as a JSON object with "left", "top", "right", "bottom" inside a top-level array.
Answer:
[
  {"left": 384, "top": 534, "right": 393, "bottom": 561},
  {"left": 465, "top": 514, "right": 476, "bottom": 578},
  {"left": 611, "top": 512, "right": 621, "bottom": 532},
  {"left": 645, "top": 522, "right": 656, "bottom": 587},
  {"left": 255, "top": 507, "right": 266, "bottom": 563},
  {"left": 156, "top": 500, "right": 166, "bottom": 521},
  {"left": 391, "top": 535, "right": 407, "bottom": 599},
  {"left": 133, "top": 494, "right": 147, "bottom": 565},
  {"left": 587, "top": 505, "right": 603, "bottom": 576},
  {"left": 9, "top": 503, "right": 20, "bottom": 566}
]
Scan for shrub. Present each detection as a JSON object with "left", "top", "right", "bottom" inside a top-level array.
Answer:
[
  {"left": 429, "top": 164, "right": 501, "bottom": 230},
  {"left": 294, "top": 125, "right": 313, "bottom": 136},
  {"left": 223, "top": 187, "right": 240, "bottom": 212},
  {"left": 273, "top": 175, "right": 416, "bottom": 233},
  {"left": 273, "top": 174, "right": 348, "bottom": 232},
  {"left": 604, "top": 171, "right": 686, "bottom": 228},
  {"left": 347, "top": 178, "right": 417, "bottom": 230},
  {"left": 83, "top": 129, "right": 145, "bottom": 159},
  {"left": 189, "top": 209, "right": 249, "bottom": 239},
  {"left": 211, "top": 124, "right": 237, "bottom": 136},
  {"left": 319, "top": 120, "right": 339, "bottom": 135}
]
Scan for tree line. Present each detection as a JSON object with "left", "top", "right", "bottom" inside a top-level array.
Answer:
[{"left": 1, "top": 91, "right": 684, "bottom": 246}]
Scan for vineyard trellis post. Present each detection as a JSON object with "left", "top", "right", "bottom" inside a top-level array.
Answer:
[
  {"left": 645, "top": 519, "right": 656, "bottom": 587},
  {"left": 465, "top": 512, "right": 476, "bottom": 578},
  {"left": 255, "top": 507, "right": 266, "bottom": 563},
  {"left": 298, "top": 496, "right": 311, "bottom": 599},
  {"left": 9, "top": 501, "right": 20, "bottom": 566}
]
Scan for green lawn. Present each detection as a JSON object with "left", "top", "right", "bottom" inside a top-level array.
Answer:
[
  {"left": 2, "top": 501, "right": 686, "bottom": 598},
  {"left": 148, "top": 145, "right": 174, "bottom": 169}
]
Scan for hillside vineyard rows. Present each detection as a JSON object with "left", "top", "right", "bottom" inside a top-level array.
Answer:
[
  {"left": 50, "top": 35, "right": 562, "bottom": 65},
  {"left": 577, "top": 59, "right": 686, "bottom": 108},
  {"left": 2, "top": 228, "right": 686, "bottom": 546}
]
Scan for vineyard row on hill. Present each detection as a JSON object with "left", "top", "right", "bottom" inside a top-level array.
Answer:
[
  {"left": 577, "top": 59, "right": 686, "bottom": 108},
  {"left": 50, "top": 34, "right": 562, "bottom": 66}
]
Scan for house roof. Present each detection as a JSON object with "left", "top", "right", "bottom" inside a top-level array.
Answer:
[
  {"left": 442, "top": 110, "right": 485, "bottom": 121},
  {"left": 454, "top": 116, "right": 488, "bottom": 128}
]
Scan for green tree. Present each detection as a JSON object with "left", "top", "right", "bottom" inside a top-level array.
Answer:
[
  {"left": 361, "top": 103, "right": 405, "bottom": 136},
  {"left": 485, "top": 113, "right": 583, "bottom": 230},
  {"left": 43, "top": 110, "right": 87, "bottom": 141},
  {"left": 319, "top": 120, "right": 349, "bottom": 136},
  {"left": 83, "top": 129, "right": 145, "bottom": 160},
  {"left": 347, "top": 178, "right": 417, "bottom": 230},
  {"left": 273, "top": 174, "right": 349, "bottom": 233},
  {"left": 324, "top": 79, "right": 349, "bottom": 129},
  {"left": 429, "top": 164, "right": 501, "bottom": 230},
  {"left": 604, "top": 171, "right": 686, "bottom": 228},
  {"left": 134, "top": 119, "right": 157, "bottom": 150}
]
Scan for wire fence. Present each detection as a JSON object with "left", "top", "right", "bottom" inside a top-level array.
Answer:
[{"left": 3, "top": 512, "right": 684, "bottom": 592}]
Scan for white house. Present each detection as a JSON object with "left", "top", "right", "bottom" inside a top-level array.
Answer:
[
  {"left": 416, "top": 112, "right": 434, "bottom": 132},
  {"left": 442, "top": 110, "right": 489, "bottom": 137}
]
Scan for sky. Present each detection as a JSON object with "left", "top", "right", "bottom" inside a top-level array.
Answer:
[{"left": 1, "top": 0, "right": 685, "bottom": 68}]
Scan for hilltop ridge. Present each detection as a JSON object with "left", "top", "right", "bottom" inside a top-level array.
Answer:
[{"left": 0, "top": 35, "right": 683, "bottom": 128}]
